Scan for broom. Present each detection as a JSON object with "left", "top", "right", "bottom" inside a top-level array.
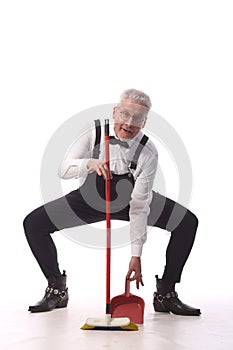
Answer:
[{"left": 81, "top": 119, "right": 138, "bottom": 331}]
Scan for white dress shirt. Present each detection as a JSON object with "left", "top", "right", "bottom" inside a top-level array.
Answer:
[{"left": 58, "top": 120, "right": 158, "bottom": 257}]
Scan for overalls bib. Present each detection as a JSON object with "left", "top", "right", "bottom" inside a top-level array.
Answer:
[{"left": 77, "top": 119, "right": 149, "bottom": 219}]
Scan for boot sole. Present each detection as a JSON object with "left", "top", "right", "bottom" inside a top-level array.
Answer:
[
  {"left": 153, "top": 308, "right": 201, "bottom": 316},
  {"left": 55, "top": 299, "right": 68, "bottom": 309},
  {"left": 28, "top": 299, "right": 68, "bottom": 313},
  {"left": 153, "top": 301, "right": 201, "bottom": 316}
]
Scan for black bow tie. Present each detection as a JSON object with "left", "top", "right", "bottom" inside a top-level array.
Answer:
[{"left": 109, "top": 136, "right": 129, "bottom": 148}]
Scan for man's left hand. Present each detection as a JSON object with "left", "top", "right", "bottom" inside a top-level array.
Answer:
[{"left": 126, "top": 256, "right": 144, "bottom": 289}]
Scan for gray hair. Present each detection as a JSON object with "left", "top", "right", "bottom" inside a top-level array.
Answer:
[{"left": 119, "top": 88, "right": 152, "bottom": 110}]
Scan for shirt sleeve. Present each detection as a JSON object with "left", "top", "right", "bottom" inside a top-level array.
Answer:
[
  {"left": 58, "top": 124, "right": 94, "bottom": 179},
  {"left": 129, "top": 151, "right": 158, "bottom": 257}
]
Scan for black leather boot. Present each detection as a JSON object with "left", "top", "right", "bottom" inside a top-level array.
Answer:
[
  {"left": 153, "top": 275, "right": 201, "bottom": 316},
  {"left": 28, "top": 270, "right": 69, "bottom": 313}
]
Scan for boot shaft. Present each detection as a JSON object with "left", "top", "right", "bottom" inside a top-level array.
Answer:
[
  {"left": 48, "top": 270, "right": 67, "bottom": 290},
  {"left": 155, "top": 275, "right": 175, "bottom": 294}
]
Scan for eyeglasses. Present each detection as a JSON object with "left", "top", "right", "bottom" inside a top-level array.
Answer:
[{"left": 117, "top": 108, "right": 146, "bottom": 126}]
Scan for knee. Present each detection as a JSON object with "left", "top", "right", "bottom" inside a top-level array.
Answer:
[
  {"left": 23, "top": 211, "right": 34, "bottom": 236},
  {"left": 23, "top": 205, "right": 57, "bottom": 238},
  {"left": 185, "top": 210, "right": 199, "bottom": 230},
  {"left": 23, "top": 209, "right": 42, "bottom": 237}
]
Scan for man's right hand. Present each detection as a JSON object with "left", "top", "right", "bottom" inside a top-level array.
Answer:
[{"left": 86, "top": 159, "right": 112, "bottom": 180}]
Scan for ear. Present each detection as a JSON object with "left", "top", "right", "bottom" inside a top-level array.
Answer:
[
  {"left": 141, "top": 117, "right": 147, "bottom": 128},
  {"left": 112, "top": 106, "right": 118, "bottom": 119}
]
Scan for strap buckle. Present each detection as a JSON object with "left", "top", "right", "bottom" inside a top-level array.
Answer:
[
  {"left": 128, "top": 165, "right": 136, "bottom": 177},
  {"left": 157, "top": 294, "right": 165, "bottom": 303}
]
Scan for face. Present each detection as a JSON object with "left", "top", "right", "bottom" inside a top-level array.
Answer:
[{"left": 112, "top": 100, "right": 148, "bottom": 139}]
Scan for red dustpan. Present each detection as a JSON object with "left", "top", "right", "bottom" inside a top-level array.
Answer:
[{"left": 111, "top": 278, "right": 145, "bottom": 325}]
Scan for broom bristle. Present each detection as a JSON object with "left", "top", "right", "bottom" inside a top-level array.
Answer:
[{"left": 81, "top": 321, "right": 138, "bottom": 331}]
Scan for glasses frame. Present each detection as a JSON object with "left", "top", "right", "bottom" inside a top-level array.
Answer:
[{"left": 117, "top": 107, "right": 147, "bottom": 126}]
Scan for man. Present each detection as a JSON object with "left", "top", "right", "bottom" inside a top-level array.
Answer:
[{"left": 23, "top": 88, "right": 201, "bottom": 316}]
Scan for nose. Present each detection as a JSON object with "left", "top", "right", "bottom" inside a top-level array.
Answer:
[{"left": 124, "top": 116, "right": 134, "bottom": 127}]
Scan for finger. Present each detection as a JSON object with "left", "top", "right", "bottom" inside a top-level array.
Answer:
[
  {"left": 102, "top": 163, "right": 112, "bottom": 179},
  {"left": 104, "top": 164, "right": 112, "bottom": 180},
  {"left": 130, "top": 272, "right": 142, "bottom": 282},
  {"left": 87, "top": 167, "right": 94, "bottom": 173},
  {"left": 100, "top": 163, "right": 112, "bottom": 179},
  {"left": 126, "top": 271, "right": 132, "bottom": 280},
  {"left": 136, "top": 277, "right": 144, "bottom": 289},
  {"left": 129, "top": 272, "right": 137, "bottom": 281},
  {"left": 96, "top": 167, "right": 102, "bottom": 176},
  {"left": 129, "top": 277, "right": 136, "bottom": 281},
  {"left": 102, "top": 168, "right": 109, "bottom": 180},
  {"left": 106, "top": 170, "right": 112, "bottom": 180},
  {"left": 136, "top": 276, "right": 142, "bottom": 288},
  {"left": 99, "top": 163, "right": 108, "bottom": 179}
]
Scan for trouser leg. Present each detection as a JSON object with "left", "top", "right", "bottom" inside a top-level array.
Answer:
[
  {"left": 148, "top": 191, "right": 199, "bottom": 284},
  {"left": 23, "top": 189, "right": 105, "bottom": 279},
  {"left": 23, "top": 204, "right": 63, "bottom": 279}
]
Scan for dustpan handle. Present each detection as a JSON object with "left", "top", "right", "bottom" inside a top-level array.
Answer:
[{"left": 125, "top": 278, "right": 131, "bottom": 297}]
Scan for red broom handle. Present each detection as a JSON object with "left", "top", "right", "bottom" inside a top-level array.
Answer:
[{"left": 105, "top": 119, "right": 111, "bottom": 315}]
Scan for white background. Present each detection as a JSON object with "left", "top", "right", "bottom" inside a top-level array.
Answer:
[{"left": 0, "top": 0, "right": 233, "bottom": 309}]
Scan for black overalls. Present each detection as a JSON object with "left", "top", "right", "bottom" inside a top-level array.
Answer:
[{"left": 24, "top": 120, "right": 199, "bottom": 285}]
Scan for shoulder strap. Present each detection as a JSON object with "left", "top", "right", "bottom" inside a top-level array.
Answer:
[
  {"left": 92, "top": 119, "right": 101, "bottom": 159},
  {"left": 129, "top": 134, "right": 149, "bottom": 171}
]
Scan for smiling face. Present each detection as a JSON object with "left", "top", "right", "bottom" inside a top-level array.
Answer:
[{"left": 112, "top": 99, "right": 148, "bottom": 140}]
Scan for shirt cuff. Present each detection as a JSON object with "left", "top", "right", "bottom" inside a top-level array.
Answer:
[
  {"left": 79, "top": 158, "right": 91, "bottom": 176},
  {"left": 131, "top": 244, "right": 143, "bottom": 257},
  {"left": 69, "top": 158, "right": 91, "bottom": 178}
]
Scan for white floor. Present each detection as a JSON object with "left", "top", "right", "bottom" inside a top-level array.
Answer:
[
  {"left": 2, "top": 230, "right": 233, "bottom": 350},
  {"left": 1, "top": 295, "right": 233, "bottom": 350}
]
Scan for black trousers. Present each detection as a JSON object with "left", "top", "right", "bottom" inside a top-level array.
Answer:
[{"left": 23, "top": 177, "right": 198, "bottom": 285}]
